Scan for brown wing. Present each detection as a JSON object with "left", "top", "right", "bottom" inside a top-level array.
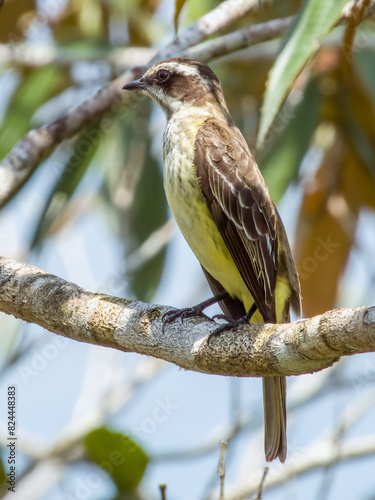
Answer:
[{"left": 195, "top": 120, "right": 278, "bottom": 323}]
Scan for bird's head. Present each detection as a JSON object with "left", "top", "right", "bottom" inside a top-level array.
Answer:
[{"left": 122, "top": 58, "right": 230, "bottom": 120}]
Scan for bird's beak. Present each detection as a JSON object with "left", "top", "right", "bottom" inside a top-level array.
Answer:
[{"left": 122, "top": 78, "right": 146, "bottom": 91}]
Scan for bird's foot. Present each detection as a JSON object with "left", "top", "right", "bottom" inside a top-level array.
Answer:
[
  {"left": 207, "top": 316, "right": 250, "bottom": 345},
  {"left": 162, "top": 306, "right": 213, "bottom": 332},
  {"left": 162, "top": 292, "right": 228, "bottom": 332},
  {"left": 207, "top": 303, "right": 258, "bottom": 345}
]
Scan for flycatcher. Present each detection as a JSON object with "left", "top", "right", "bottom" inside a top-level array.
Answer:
[{"left": 123, "top": 58, "right": 302, "bottom": 462}]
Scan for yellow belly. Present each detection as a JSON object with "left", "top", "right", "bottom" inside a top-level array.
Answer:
[{"left": 168, "top": 175, "right": 251, "bottom": 303}]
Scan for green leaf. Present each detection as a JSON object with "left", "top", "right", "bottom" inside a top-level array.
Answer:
[
  {"left": 0, "top": 66, "right": 67, "bottom": 159},
  {"left": 259, "top": 77, "right": 320, "bottom": 202},
  {"left": 129, "top": 144, "right": 168, "bottom": 303},
  {"left": 30, "top": 123, "right": 101, "bottom": 249},
  {"left": 84, "top": 428, "right": 148, "bottom": 492},
  {"left": 115, "top": 101, "right": 168, "bottom": 303},
  {"left": 257, "top": 0, "right": 347, "bottom": 147},
  {"left": 354, "top": 49, "right": 375, "bottom": 105},
  {"left": 54, "top": 124, "right": 101, "bottom": 196}
]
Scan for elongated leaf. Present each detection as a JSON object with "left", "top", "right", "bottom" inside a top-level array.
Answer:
[
  {"left": 174, "top": 0, "right": 188, "bottom": 33},
  {"left": 335, "top": 67, "right": 375, "bottom": 209},
  {"left": 339, "top": 60, "right": 375, "bottom": 182},
  {"left": 355, "top": 49, "right": 375, "bottom": 103},
  {"left": 295, "top": 135, "right": 354, "bottom": 317},
  {"left": 30, "top": 123, "right": 101, "bottom": 249},
  {"left": 129, "top": 143, "right": 168, "bottom": 302},
  {"left": 115, "top": 102, "right": 168, "bottom": 303},
  {"left": 257, "top": 0, "right": 347, "bottom": 147},
  {"left": 0, "top": 66, "right": 67, "bottom": 159},
  {"left": 84, "top": 428, "right": 148, "bottom": 492},
  {"left": 259, "top": 77, "right": 320, "bottom": 203}
]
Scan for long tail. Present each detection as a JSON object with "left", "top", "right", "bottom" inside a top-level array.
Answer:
[
  {"left": 202, "top": 267, "right": 288, "bottom": 463},
  {"left": 263, "top": 376, "right": 287, "bottom": 462}
]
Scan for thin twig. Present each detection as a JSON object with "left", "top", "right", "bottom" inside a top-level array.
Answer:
[
  {"left": 187, "top": 16, "right": 293, "bottom": 62},
  {"left": 341, "top": 0, "right": 371, "bottom": 68},
  {"left": 152, "top": 368, "right": 340, "bottom": 464},
  {"left": 218, "top": 441, "right": 228, "bottom": 500},
  {"left": 255, "top": 467, "right": 269, "bottom": 500},
  {"left": 159, "top": 483, "right": 167, "bottom": 500},
  {"left": 0, "top": 44, "right": 155, "bottom": 69},
  {"left": 315, "top": 383, "right": 375, "bottom": 500}
]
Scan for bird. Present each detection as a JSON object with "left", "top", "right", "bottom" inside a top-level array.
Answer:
[{"left": 123, "top": 57, "right": 302, "bottom": 462}]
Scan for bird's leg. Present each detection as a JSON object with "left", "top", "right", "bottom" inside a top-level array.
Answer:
[
  {"left": 208, "top": 302, "right": 258, "bottom": 343},
  {"left": 162, "top": 291, "right": 229, "bottom": 332}
]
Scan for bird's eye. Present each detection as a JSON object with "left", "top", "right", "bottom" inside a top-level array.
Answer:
[{"left": 156, "top": 69, "right": 170, "bottom": 83}]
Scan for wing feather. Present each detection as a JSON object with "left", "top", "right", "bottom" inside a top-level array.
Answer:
[{"left": 195, "top": 120, "right": 278, "bottom": 322}]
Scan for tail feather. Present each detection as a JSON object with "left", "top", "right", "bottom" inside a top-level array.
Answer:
[
  {"left": 202, "top": 267, "right": 289, "bottom": 463},
  {"left": 263, "top": 376, "right": 287, "bottom": 462}
]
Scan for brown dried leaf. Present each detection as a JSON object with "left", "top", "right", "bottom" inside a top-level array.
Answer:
[{"left": 296, "top": 132, "right": 354, "bottom": 317}]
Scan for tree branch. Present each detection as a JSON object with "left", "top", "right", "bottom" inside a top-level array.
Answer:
[
  {"left": 0, "top": 44, "right": 156, "bottom": 68},
  {"left": 0, "top": 17, "right": 293, "bottom": 70},
  {"left": 0, "top": 257, "right": 374, "bottom": 378},
  {"left": 186, "top": 15, "right": 293, "bottom": 62},
  {"left": 0, "top": 0, "right": 262, "bottom": 208}
]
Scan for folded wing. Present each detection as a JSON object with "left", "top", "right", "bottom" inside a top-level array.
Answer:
[{"left": 195, "top": 120, "right": 278, "bottom": 323}]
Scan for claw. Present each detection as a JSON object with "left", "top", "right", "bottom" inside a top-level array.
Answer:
[
  {"left": 211, "top": 313, "right": 228, "bottom": 321},
  {"left": 162, "top": 306, "right": 215, "bottom": 332},
  {"left": 207, "top": 302, "right": 258, "bottom": 346},
  {"left": 207, "top": 316, "right": 249, "bottom": 346},
  {"left": 161, "top": 292, "right": 229, "bottom": 332}
]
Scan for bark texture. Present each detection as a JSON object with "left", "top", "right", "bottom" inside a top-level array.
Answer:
[{"left": 0, "top": 257, "right": 374, "bottom": 378}]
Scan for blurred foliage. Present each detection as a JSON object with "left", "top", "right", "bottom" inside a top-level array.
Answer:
[
  {"left": 127, "top": 140, "right": 167, "bottom": 302},
  {"left": 0, "top": 0, "right": 35, "bottom": 44},
  {"left": 0, "top": 0, "right": 373, "bottom": 318},
  {"left": 0, "top": 65, "right": 69, "bottom": 159},
  {"left": 258, "top": 0, "right": 349, "bottom": 146},
  {"left": 259, "top": 76, "right": 320, "bottom": 202},
  {"left": 174, "top": 0, "right": 187, "bottom": 33},
  {"left": 31, "top": 122, "right": 101, "bottom": 248},
  {"left": 1, "top": 0, "right": 375, "bottom": 496},
  {"left": 84, "top": 428, "right": 148, "bottom": 493}
]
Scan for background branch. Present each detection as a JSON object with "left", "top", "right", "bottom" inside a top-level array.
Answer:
[
  {"left": 4, "top": 0, "right": 373, "bottom": 209},
  {"left": 0, "top": 0, "right": 261, "bottom": 208},
  {"left": 0, "top": 256, "right": 374, "bottom": 378},
  {"left": 228, "top": 434, "right": 375, "bottom": 499},
  {"left": 0, "top": 15, "right": 292, "bottom": 71}
]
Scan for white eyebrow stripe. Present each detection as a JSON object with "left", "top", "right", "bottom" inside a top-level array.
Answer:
[{"left": 146, "top": 62, "right": 202, "bottom": 79}]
